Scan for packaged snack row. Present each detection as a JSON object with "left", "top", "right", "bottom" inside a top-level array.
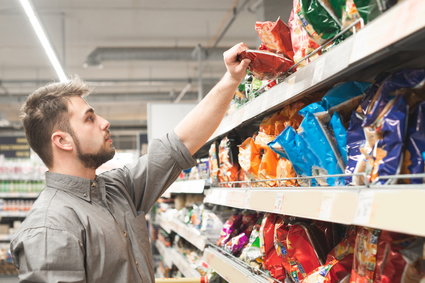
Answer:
[
  {"left": 216, "top": 211, "right": 425, "bottom": 282},
  {"left": 231, "top": 0, "right": 401, "bottom": 110},
  {"left": 212, "top": 69, "right": 425, "bottom": 187}
]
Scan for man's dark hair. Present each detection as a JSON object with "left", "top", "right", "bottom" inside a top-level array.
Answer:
[{"left": 20, "top": 77, "right": 91, "bottom": 167}]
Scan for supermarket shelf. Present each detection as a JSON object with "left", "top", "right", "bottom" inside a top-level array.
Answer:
[
  {"left": 0, "top": 192, "right": 39, "bottom": 198},
  {"left": 203, "top": 247, "right": 269, "bottom": 283},
  {"left": 162, "top": 180, "right": 206, "bottom": 198},
  {"left": 172, "top": 220, "right": 208, "bottom": 251},
  {"left": 157, "top": 215, "right": 172, "bottom": 234},
  {"left": 353, "top": 186, "right": 425, "bottom": 237},
  {"left": 204, "top": 186, "right": 425, "bottom": 237},
  {"left": 208, "top": 0, "right": 425, "bottom": 142},
  {"left": 157, "top": 215, "right": 209, "bottom": 251},
  {"left": 0, "top": 211, "right": 28, "bottom": 218},
  {"left": 155, "top": 241, "right": 201, "bottom": 278},
  {"left": 170, "top": 249, "right": 201, "bottom": 278},
  {"left": 155, "top": 241, "right": 174, "bottom": 268}
]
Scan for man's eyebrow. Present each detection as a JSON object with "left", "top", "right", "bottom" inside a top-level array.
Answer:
[{"left": 84, "top": 108, "right": 95, "bottom": 115}]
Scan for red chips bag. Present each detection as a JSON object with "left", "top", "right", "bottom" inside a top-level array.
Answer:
[
  {"left": 260, "top": 214, "right": 286, "bottom": 281},
  {"left": 239, "top": 50, "right": 293, "bottom": 80},
  {"left": 255, "top": 18, "right": 294, "bottom": 60}
]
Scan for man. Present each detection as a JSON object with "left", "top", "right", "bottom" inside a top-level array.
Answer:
[{"left": 11, "top": 43, "right": 250, "bottom": 282}]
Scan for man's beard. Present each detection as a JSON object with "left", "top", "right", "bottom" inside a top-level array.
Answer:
[{"left": 74, "top": 135, "right": 115, "bottom": 169}]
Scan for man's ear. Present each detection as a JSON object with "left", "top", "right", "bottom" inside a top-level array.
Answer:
[{"left": 51, "top": 131, "right": 73, "bottom": 151}]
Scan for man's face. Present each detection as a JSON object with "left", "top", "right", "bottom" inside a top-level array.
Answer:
[{"left": 67, "top": 96, "right": 115, "bottom": 169}]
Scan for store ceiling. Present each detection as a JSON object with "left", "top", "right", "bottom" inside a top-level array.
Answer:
[{"left": 0, "top": 0, "right": 291, "bottom": 132}]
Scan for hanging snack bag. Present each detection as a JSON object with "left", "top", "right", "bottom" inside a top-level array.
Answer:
[
  {"left": 224, "top": 232, "right": 249, "bottom": 256},
  {"left": 299, "top": 112, "right": 344, "bottom": 186},
  {"left": 218, "top": 137, "right": 240, "bottom": 186},
  {"left": 239, "top": 49, "right": 293, "bottom": 80},
  {"left": 217, "top": 214, "right": 242, "bottom": 246},
  {"left": 289, "top": 0, "right": 321, "bottom": 66},
  {"left": 345, "top": 80, "right": 381, "bottom": 185},
  {"left": 269, "top": 126, "right": 320, "bottom": 186},
  {"left": 351, "top": 228, "right": 422, "bottom": 282},
  {"left": 255, "top": 18, "right": 294, "bottom": 60},
  {"left": 370, "top": 96, "right": 408, "bottom": 184},
  {"left": 364, "top": 69, "right": 425, "bottom": 128},
  {"left": 276, "top": 157, "right": 298, "bottom": 187},
  {"left": 329, "top": 112, "right": 348, "bottom": 163},
  {"left": 238, "top": 137, "right": 262, "bottom": 178},
  {"left": 258, "top": 147, "right": 280, "bottom": 187},
  {"left": 274, "top": 221, "right": 327, "bottom": 282},
  {"left": 301, "top": 226, "right": 356, "bottom": 283},
  {"left": 260, "top": 214, "right": 286, "bottom": 281},
  {"left": 297, "top": 0, "right": 342, "bottom": 45},
  {"left": 401, "top": 101, "right": 425, "bottom": 184},
  {"left": 208, "top": 141, "right": 220, "bottom": 184},
  {"left": 239, "top": 221, "right": 263, "bottom": 269}
]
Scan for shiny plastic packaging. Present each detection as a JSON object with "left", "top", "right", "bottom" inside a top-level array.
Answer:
[
  {"left": 289, "top": 0, "right": 321, "bottom": 66},
  {"left": 402, "top": 101, "right": 425, "bottom": 184},
  {"left": 298, "top": 0, "right": 342, "bottom": 45},
  {"left": 299, "top": 112, "right": 344, "bottom": 186},
  {"left": 255, "top": 18, "right": 294, "bottom": 60},
  {"left": 239, "top": 49, "right": 293, "bottom": 80},
  {"left": 270, "top": 126, "right": 320, "bottom": 186}
]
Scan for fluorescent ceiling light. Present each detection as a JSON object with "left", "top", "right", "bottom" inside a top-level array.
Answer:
[{"left": 19, "top": 0, "right": 68, "bottom": 82}]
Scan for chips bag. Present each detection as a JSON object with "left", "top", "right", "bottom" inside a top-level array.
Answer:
[
  {"left": 289, "top": 0, "right": 321, "bottom": 66},
  {"left": 301, "top": 226, "right": 356, "bottom": 283},
  {"left": 208, "top": 141, "right": 220, "bottom": 184},
  {"left": 239, "top": 49, "right": 293, "bottom": 80},
  {"left": 260, "top": 214, "right": 286, "bottom": 281},
  {"left": 401, "top": 101, "right": 425, "bottom": 184},
  {"left": 218, "top": 137, "right": 240, "bottom": 185},
  {"left": 298, "top": 0, "right": 342, "bottom": 45},
  {"left": 351, "top": 228, "right": 422, "bottom": 283},
  {"left": 255, "top": 18, "right": 294, "bottom": 60},
  {"left": 238, "top": 137, "right": 262, "bottom": 178}
]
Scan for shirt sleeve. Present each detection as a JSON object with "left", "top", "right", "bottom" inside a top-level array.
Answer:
[
  {"left": 125, "top": 131, "right": 196, "bottom": 212},
  {"left": 11, "top": 227, "right": 86, "bottom": 283}
]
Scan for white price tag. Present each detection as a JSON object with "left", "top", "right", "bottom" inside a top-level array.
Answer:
[
  {"left": 274, "top": 192, "right": 284, "bottom": 212},
  {"left": 354, "top": 191, "right": 374, "bottom": 224},
  {"left": 286, "top": 75, "right": 296, "bottom": 96},
  {"left": 312, "top": 58, "right": 326, "bottom": 84},
  {"left": 319, "top": 193, "right": 336, "bottom": 220}
]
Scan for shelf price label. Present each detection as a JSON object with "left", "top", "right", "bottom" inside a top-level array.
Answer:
[
  {"left": 354, "top": 191, "right": 374, "bottom": 224},
  {"left": 274, "top": 192, "right": 284, "bottom": 212},
  {"left": 319, "top": 193, "right": 336, "bottom": 220}
]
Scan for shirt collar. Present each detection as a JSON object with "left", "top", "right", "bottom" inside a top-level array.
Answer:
[{"left": 45, "top": 172, "right": 105, "bottom": 203}]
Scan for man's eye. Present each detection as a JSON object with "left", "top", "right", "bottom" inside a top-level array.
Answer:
[{"left": 87, "top": 116, "right": 94, "bottom": 122}]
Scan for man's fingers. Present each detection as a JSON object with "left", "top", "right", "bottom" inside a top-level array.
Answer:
[{"left": 240, "top": 58, "right": 251, "bottom": 69}]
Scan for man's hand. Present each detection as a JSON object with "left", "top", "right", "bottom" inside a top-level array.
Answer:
[{"left": 223, "top": 42, "right": 251, "bottom": 84}]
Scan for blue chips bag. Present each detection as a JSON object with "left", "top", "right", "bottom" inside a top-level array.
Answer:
[
  {"left": 364, "top": 69, "right": 425, "bottom": 127},
  {"left": 330, "top": 112, "right": 347, "bottom": 163},
  {"left": 371, "top": 95, "right": 408, "bottom": 185},
  {"left": 299, "top": 112, "right": 344, "bottom": 186},
  {"left": 402, "top": 101, "right": 425, "bottom": 184},
  {"left": 269, "top": 126, "right": 319, "bottom": 186}
]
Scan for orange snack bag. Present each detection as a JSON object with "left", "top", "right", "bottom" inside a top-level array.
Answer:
[{"left": 238, "top": 137, "right": 262, "bottom": 178}]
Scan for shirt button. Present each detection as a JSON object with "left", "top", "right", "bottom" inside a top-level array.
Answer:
[
  {"left": 123, "top": 231, "right": 128, "bottom": 238},
  {"left": 135, "top": 261, "right": 139, "bottom": 266},
  {"left": 83, "top": 193, "right": 88, "bottom": 197}
]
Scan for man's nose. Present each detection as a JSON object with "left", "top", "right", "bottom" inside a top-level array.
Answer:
[{"left": 99, "top": 115, "right": 110, "bottom": 130}]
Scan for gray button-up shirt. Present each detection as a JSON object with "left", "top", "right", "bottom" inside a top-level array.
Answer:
[{"left": 10, "top": 132, "right": 196, "bottom": 283}]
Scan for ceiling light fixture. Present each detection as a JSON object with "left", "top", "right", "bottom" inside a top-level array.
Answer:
[{"left": 19, "top": 0, "right": 68, "bottom": 82}]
